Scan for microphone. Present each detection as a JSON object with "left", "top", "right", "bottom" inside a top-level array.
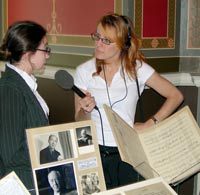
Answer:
[{"left": 54, "top": 70, "right": 98, "bottom": 110}]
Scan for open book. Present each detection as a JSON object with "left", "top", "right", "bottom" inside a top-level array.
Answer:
[{"left": 103, "top": 104, "right": 200, "bottom": 185}]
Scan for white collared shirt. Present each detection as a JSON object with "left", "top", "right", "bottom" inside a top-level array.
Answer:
[
  {"left": 6, "top": 63, "right": 49, "bottom": 118},
  {"left": 74, "top": 58, "right": 154, "bottom": 146}
]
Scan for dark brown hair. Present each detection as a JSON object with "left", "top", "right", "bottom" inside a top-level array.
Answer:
[{"left": 0, "top": 20, "right": 47, "bottom": 64}]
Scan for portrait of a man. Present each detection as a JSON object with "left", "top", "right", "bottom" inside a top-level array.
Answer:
[
  {"left": 40, "top": 134, "right": 63, "bottom": 164},
  {"left": 35, "top": 163, "right": 77, "bottom": 195},
  {"left": 47, "top": 170, "right": 77, "bottom": 195},
  {"left": 77, "top": 126, "right": 93, "bottom": 147}
]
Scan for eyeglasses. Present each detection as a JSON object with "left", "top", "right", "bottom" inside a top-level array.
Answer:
[
  {"left": 91, "top": 32, "right": 114, "bottom": 45},
  {"left": 36, "top": 46, "right": 51, "bottom": 55}
]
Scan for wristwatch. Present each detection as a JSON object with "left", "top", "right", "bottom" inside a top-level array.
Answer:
[{"left": 151, "top": 116, "right": 159, "bottom": 124}]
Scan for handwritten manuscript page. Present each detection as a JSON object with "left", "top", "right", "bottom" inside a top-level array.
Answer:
[
  {"left": 95, "top": 177, "right": 178, "bottom": 195},
  {"left": 103, "top": 105, "right": 158, "bottom": 180},
  {"left": 103, "top": 104, "right": 200, "bottom": 185},
  {"left": 139, "top": 106, "right": 200, "bottom": 184}
]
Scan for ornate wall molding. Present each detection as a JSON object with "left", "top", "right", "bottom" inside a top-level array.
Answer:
[
  {"left": 134, "top": 0, "right": 176, "bottom": 49},
  {"left": 188, "top": 0, "right": 200, "bottom": 49},
  {"left": 0, "top": 62, "right": 196, "bottom": 87}
]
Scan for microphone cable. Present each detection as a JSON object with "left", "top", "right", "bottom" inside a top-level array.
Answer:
[
  {"left": 92, "top": 61, "right": 128, "bottom": 147},
  {"left": 102, "top": 61, "right": 129, "bottom": 186},
  {"left": 54, "top": 69, "right": 106, "bottom": 145},
  {"left": 102, "top": 61, "right": 128, "bottom": 110},
  {"left": 95, "top": 107, "right": 105, "bottom": 146}
]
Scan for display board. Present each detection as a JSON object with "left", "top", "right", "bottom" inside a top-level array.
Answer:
[{"left": 26, "top": 120, "right": 106, "bottom": 195}]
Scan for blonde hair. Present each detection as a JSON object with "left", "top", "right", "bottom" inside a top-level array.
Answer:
[{"left": 93, "top": 13, "right": 145, "bottom": 79}]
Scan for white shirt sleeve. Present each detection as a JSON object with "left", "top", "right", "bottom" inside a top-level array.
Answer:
[
  {"left": 74, "top": 58, "right": 96, "bottom": 91},
  {"left": 137, "top": 60, "right": 155, "bottom": 84}
]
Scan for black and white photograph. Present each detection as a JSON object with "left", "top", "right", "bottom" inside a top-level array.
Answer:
[
  {"left": 80, "top": 172, "right": 101, "bottom": 195},
  {"left": 36, "top": 131, "right": 74, "bottom": 165},
  {"left": 76, "top": 126, "right": 93, "bottom": 147},
  {"left": 35, "top": 162, "right": 77, "bottom": 195}
]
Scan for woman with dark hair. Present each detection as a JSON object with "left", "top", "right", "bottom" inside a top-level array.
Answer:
[
  {"left": 0, "top": 21, "right": 51, "bottom": 194},
  {"left": 74, "top": 13, "right": 183, "bottom": 189}
]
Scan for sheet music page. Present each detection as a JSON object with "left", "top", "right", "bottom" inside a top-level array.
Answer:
[
  {"left": 0, "top": 172, "right": 30, "bottom": 195},
  {"left": 125, "top": 182, "right": 175, "bottom": 195},
  {"left": 103, "top": 105, "right": 155, "bottom": 179},
  {"left": 139, "top": 106, "right": 200, "bottom": 184},
  {"left": 95, "top": 177, "right": 178, "bottom": 195}
]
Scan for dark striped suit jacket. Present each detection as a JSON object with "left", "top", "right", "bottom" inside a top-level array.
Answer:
[{"left": 0, "top": 66, "right": 49, "bottom": 192}]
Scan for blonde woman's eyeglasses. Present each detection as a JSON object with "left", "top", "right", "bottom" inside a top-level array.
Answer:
[{"left": 91, "top": 32, "right": 114, "bottom": 45}]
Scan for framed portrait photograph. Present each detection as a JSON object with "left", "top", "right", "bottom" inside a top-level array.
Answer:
[
  {"left": 36, "top": 131, "right": 74, "bottom": 165},
  {"left": 26, "top": 120, "right": 106, "bottom": 195},
  {"left": 34, "top": 162, "right": 77, "bottom": 195}
]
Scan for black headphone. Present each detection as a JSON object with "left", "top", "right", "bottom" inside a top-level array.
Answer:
[{"left": 120, "top": 15, "right": 132, "bottom": 50}]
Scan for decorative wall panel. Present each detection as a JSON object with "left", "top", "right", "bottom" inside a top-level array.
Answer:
[
  {"left": 134, "top": 0, "right": 176, "bottom": 49},
  {"left": 187, "top": 0, "right": 200, "bottom": 49},
  {"left": 3, "top": 0, "right": 122, "bottom": 47}
]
